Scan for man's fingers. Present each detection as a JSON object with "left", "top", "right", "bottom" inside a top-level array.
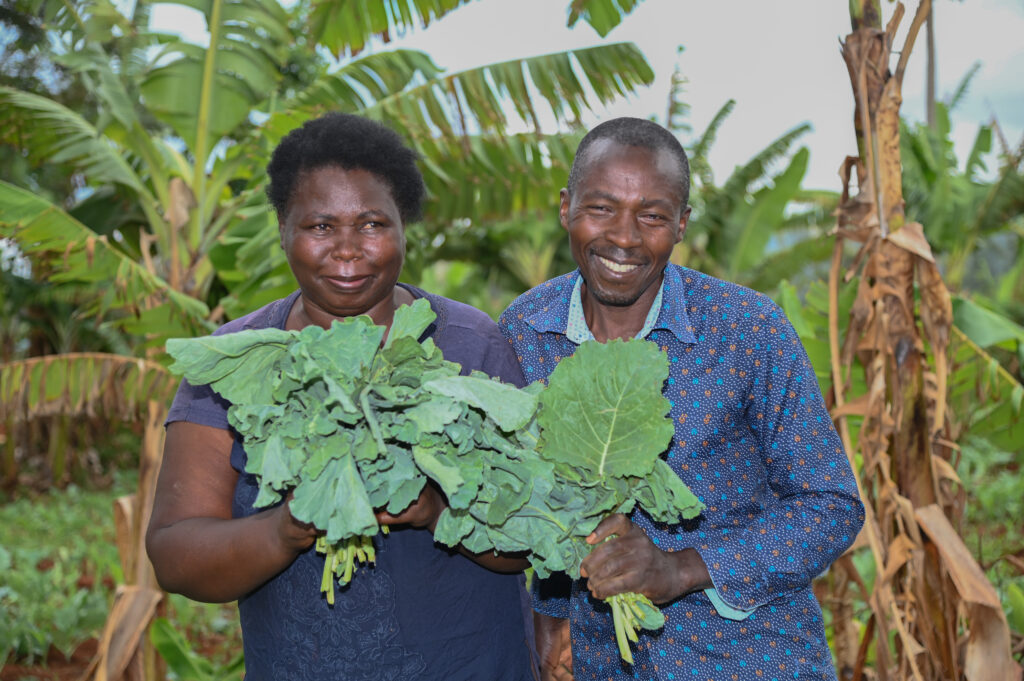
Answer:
[
  {"left": 587, "top": 569, "right": 641, "bottom": 601},
  {"left": 585, "top": 513, "right": 631, "bottom": 544}
]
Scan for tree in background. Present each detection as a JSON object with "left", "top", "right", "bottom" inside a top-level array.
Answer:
[
  {"left": 821, "top": 1, "right": 1020, "bottom": 678},
  {"left": 0, "top": 0, "right": 653, "bottom": 485}
]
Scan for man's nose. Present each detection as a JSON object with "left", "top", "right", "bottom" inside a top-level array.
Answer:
[{"left": 606, "top": 211, "right": 642, "bottom": 248}]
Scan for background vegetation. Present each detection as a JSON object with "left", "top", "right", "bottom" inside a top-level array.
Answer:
[{"left": 1, "top": 0, "right": 1022, "bottom": 678}]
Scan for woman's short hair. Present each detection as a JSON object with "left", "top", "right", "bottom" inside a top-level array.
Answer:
[{"left": 266, "top": 113, "right": 425, "bottom": 223}]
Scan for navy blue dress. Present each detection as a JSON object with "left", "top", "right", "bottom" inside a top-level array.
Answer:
[{"left": 168, "top": 286, "right": 538, "bottom": 681}]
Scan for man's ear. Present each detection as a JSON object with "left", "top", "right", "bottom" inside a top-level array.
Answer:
[
  {"left": 277, "top": 214, "right": 287, "bottom": 250},
  {"left": 676, "top": 205, "right": 692, "bottom": 244},
  {"left": 559, "top": 188, "right": 571, "bottom": 231}
]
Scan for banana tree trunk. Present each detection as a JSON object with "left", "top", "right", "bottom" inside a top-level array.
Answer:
[{"left": 826, "top": 2, "right": 1020, "bottom": 680}]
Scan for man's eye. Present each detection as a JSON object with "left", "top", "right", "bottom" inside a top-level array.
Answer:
[{"left": 310, "top": 223, "right": 331, "bottom": 232}]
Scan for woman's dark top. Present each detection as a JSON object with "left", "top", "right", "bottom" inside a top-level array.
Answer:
[{"left": 166, "top": 285, "right": 537, "bottom": 681}]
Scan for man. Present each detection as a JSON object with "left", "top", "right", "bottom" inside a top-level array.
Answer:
[{"left": 500, "top": 117, "right": 865, "bottom": 681}]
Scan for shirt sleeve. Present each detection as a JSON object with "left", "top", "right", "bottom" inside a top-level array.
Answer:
[
  {"left": 477, "top": 322, "right": 528, "bottom": 389},
  {"left": 530, "top": 572, "right": 572, "bottom": 618},
  {"left": 165, "top": 376, "right": 231, "bottom": 431},
  {"left": 694, "top": 301, "right": 865, "bottom": 613}
]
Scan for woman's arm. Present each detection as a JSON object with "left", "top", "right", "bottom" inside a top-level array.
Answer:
[{"left": 145, "top": 421, "right": 317, "bottom": 602}]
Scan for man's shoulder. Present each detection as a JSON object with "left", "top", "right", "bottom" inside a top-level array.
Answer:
[
  {"left": 502, "top": 271, "right": 578, "bottom": 318},
  {"left": 668, "top": 265, "right": 775, "bottom": 309}
]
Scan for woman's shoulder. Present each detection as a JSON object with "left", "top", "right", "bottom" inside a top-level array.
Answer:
[
  {"left": 402, "top": 285, "right": 500, "bottom": 336},
  {"left": 213, "top": 291, "right": 300, "bottom": 336}
]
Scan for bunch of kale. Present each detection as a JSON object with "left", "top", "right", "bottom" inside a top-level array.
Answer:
[{"left": 167, "top": 299, "right": 702, "bottom": 662}]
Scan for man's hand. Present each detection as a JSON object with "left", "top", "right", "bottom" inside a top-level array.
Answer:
[
  {"left": 579, "top": 514, "right": 712, "bottom": 604},
  {"left": 535, "top": 612, "right": 573, "bottom": 681},
  {"left": 375, "top": 482, "right": 446, "bottom": 533}
]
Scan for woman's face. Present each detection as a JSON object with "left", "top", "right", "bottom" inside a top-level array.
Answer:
[{"left": 279, "top": 165, "right": 405, "bottom": 328}]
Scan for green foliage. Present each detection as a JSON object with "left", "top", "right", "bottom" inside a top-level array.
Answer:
[
  {"left": 150, "top": 617, "right": 244, "bottom": 681},
  {"left": 537, "top": 339, "right": 674, "bottom": 480},
  {"left": 0, "top": 179, "right": 213, "bottom": 342},
  {"left": 565, "top": 0, "right": 642, "bottom": 37},
  {"left": 0, "top": 544, "right": 109, "bottom": 664},
  {"left": 1006, "top": 582, "right": 1024, "bottom": 638},
  {"left": 166, "top": 300, "right": 540, "bottom": 590},
  {"left": 900, "top": 88, "right": 1024, "bottom": 330},
  {"left": 0, "top": 474, "right": 134, "bottom": 663},
  {"left": 1, "top": 0, "right": 657, "bottom": 362},
  {"left": 0, "top": 471, "right": 243, "bottom": 670},
  {"left": 435, "top": 339, "right": 701, "bottom": 578},
  {"left": 672, "top": 96, "right": 838, "bottom": 295}
]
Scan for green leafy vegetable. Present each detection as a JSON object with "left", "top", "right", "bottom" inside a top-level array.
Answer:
[
  {"left": 537, "top": 339, "right": 676, "bottom": 479},
  {"left": 166, "top": 301, "right": 703, "bottom": 663}
]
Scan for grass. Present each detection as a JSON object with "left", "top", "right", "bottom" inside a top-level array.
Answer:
[{"left": 0, "top": 468, "right": 241, "bottom": 673}]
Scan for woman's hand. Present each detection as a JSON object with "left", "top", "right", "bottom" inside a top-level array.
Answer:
[
  {"left": 375, "top": 482, "right": 529, "bottom": 573},
  {"left": 271, "top": 493, "right": 319, "bottom": 555},
  {"left": 535, "top": 612, "right": 574, "bottom": 681},
  {"left": 375, "top": 482, "right": 447, "bottom": 532},
  {"left": 579, "top": 514, "right": 712, "bottom": 604}
]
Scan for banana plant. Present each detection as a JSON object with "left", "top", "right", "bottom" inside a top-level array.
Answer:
[
  {"left": 0, "top": 0, "right": 656, "bottom": 490},
  {"left": 210, "top": 39, "right": 653, "bottom": 317},
  {"left": 1, "top": 0, "right": 653, "bottom": 342},
  {"left": 666, "top": 96, "right": 837, "bottom": 292},
  {"left": 901, "top": 98, "right": 1024, "bottom": 296}
]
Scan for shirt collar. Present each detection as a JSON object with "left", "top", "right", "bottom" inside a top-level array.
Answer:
[
  {"left": 526, "top": 266, "right": 697, "bottom": 344},
  {"left": 565, "top": 274, "right": 664, "bottom": 343}
]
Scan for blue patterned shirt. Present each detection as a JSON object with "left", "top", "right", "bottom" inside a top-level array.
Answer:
[{"left": 500, "top": 265, "right": 865, "bottom": 681}]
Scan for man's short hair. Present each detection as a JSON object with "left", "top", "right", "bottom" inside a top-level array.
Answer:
[
  {"left": 567, "top": 117, "right": 690, "bottom": 206},
  {"left": 266, "top": 112, "right": 425, "bottom": 223}
]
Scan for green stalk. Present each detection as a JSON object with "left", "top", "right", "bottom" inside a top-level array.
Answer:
[
  {"left": 611, "top": 594, "right": 633, "bottom": 664},
  {"left": 317, "top": 534, "right": 384, "bottom": 604}
]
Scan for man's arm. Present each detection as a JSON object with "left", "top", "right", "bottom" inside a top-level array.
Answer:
[{"left": 687, "top": 303, "right": 864, "bottom": 612}]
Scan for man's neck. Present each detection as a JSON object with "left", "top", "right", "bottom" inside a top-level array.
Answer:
[{"left": 580, "top": 280, "right": 661, "bottom": 342}]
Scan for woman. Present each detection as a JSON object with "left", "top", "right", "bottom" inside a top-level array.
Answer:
[{"left": 146, "top": 113, "right": 537, "bottom": 681}]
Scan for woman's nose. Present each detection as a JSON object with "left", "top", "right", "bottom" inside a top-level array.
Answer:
[{"left": 329, "top": 229, "right": 360, "bottom": 261}]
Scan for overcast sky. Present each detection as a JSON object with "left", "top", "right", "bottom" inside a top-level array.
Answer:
[{"left": 153, "top": 0, "right": 1024, "bottom": 191}]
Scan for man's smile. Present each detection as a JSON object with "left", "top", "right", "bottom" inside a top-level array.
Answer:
[{"left": 596, "top": 255, "right": 641, "bottom": 274}]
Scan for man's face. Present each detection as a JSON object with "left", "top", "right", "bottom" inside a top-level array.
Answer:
[{"left": 561, "top": 140, "right": 689, "bottom": 308}]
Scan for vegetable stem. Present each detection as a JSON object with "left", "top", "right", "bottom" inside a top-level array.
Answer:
[
  {"left": 359, "top": 386, "right": 388, "bottom": 455},
  {"left": 610, "top": 594, "right": 633, "bottom": 664}
]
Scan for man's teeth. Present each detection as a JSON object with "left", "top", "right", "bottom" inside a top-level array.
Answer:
[{"left": 598, "top": 256, "right": 638, "bottom": 274}]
